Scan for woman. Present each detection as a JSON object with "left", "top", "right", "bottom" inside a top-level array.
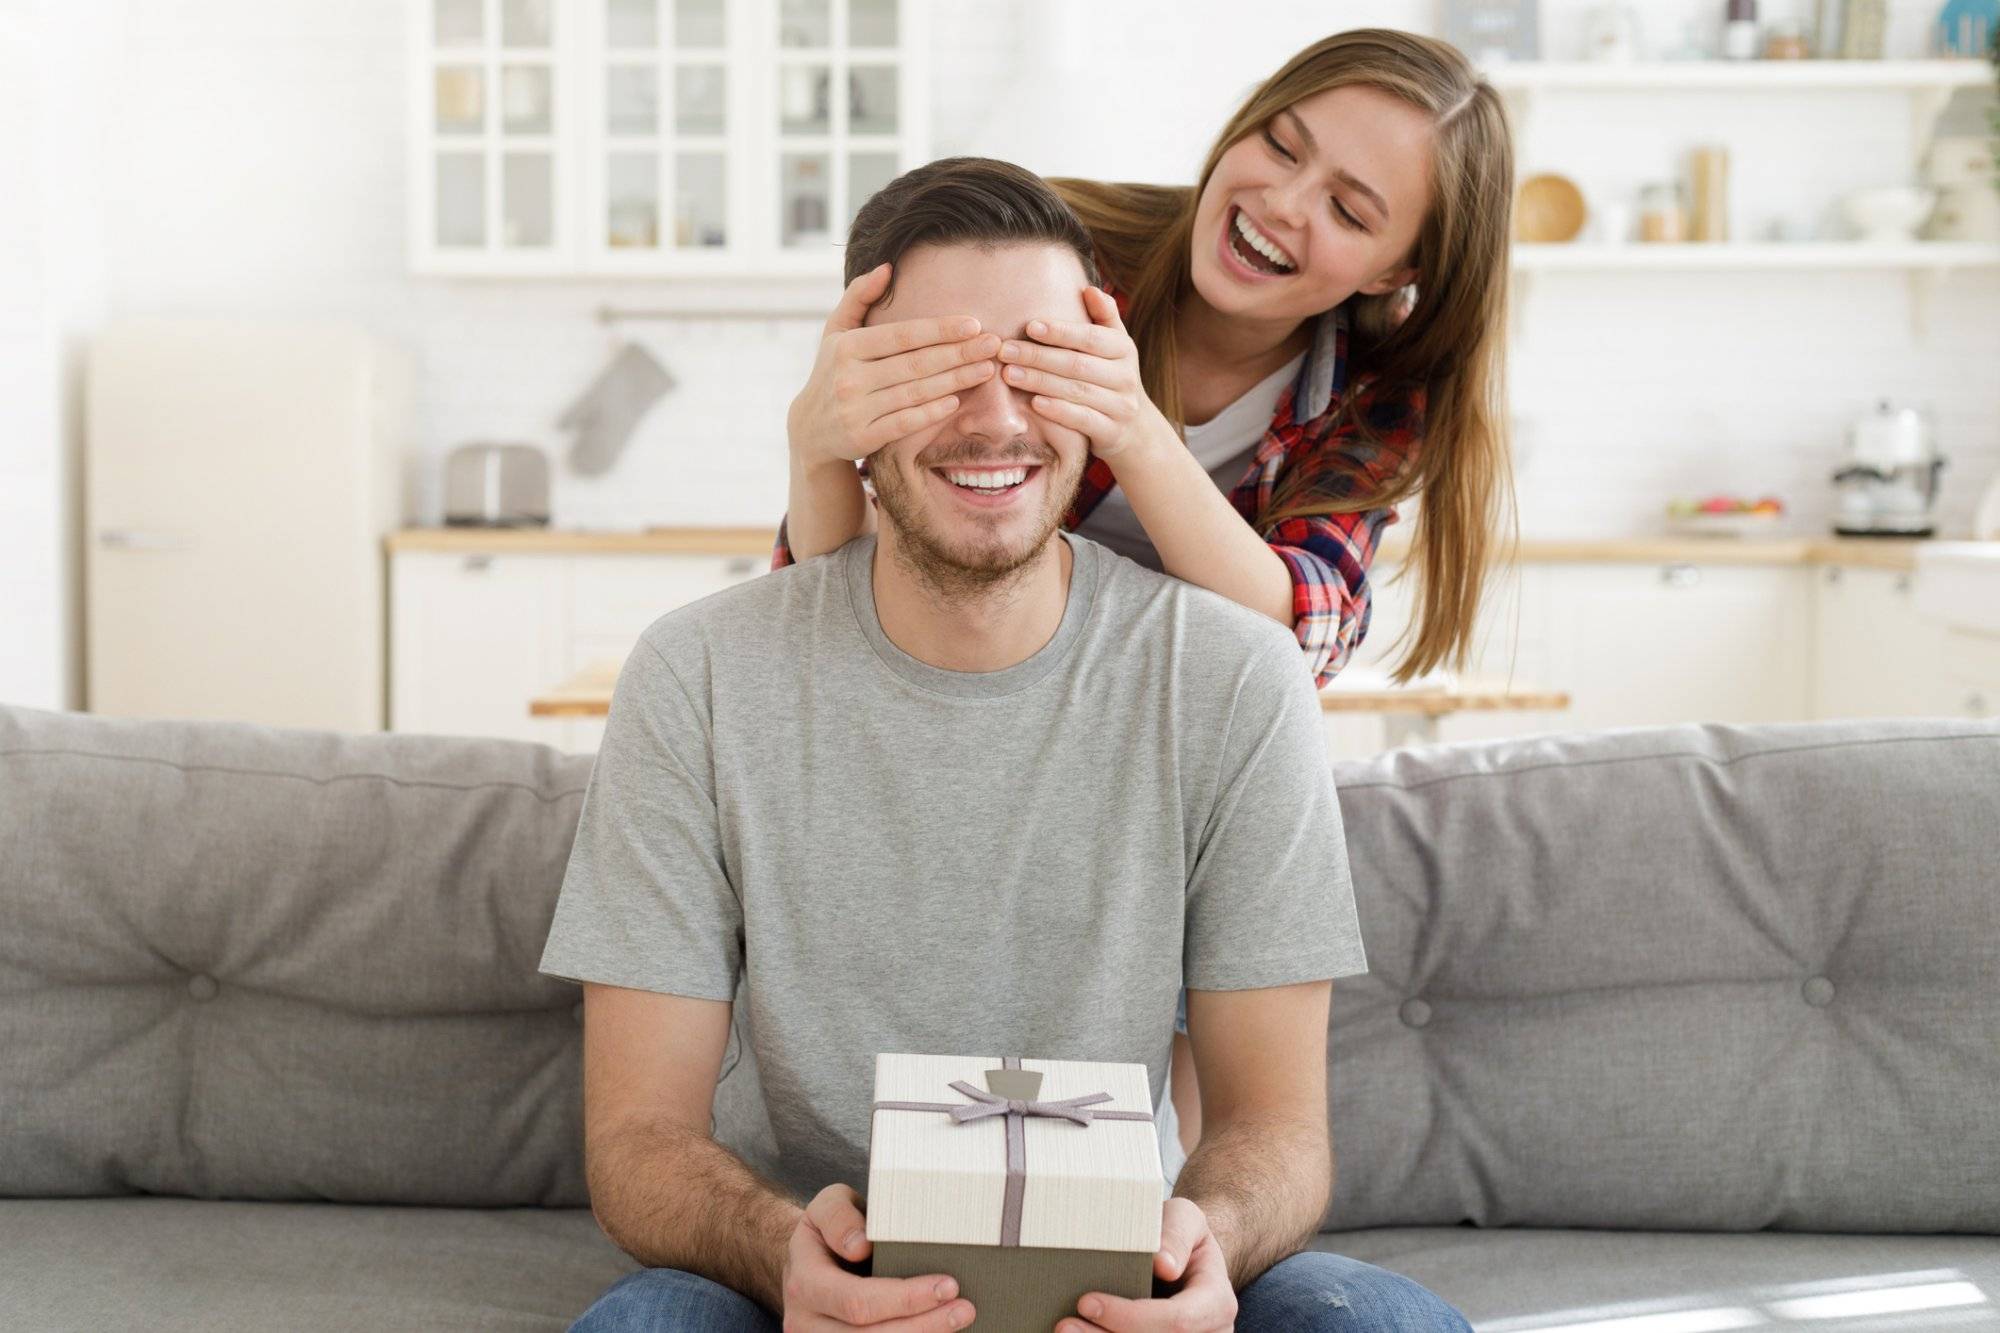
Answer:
[{"left": 773, "top": 28, "right": 1516, "bottom": 1161}]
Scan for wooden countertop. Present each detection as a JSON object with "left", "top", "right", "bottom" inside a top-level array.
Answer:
[
  {"left": 388, "top": 526, "right": 1943, "bottom": 571},
  {"left": 531, "top": 657, "right": 1571, "bottom": 720}
]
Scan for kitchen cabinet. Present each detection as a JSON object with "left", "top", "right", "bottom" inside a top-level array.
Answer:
[
  {"left": 1935, "top": 628, "right": 2000, "bottom": 721},
  {"left": 1810, "top": 564, "right": 1951, "bottom": 719},
  {"left": 410, "top": 0, "right": 579, "bottom": 273},
  {"left": 1546, "top": 563, "right": 1813, "bottom": 730},
  {"left": 389, "top": 546, "right": 765, "bottom": 750},
  {"left": 392, "top": 532, "right": 1981, "bottom": 756},
  {"left": 1349, "top": 558, "right": 1813, "bottom": 749},
  {"left": 410, "top": 0, "right": 928, "bottom": 278}
]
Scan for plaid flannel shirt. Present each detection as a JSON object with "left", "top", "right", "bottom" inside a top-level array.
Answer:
[{"left": 769, "top": 281, "right": 1426, "bottom": 687}]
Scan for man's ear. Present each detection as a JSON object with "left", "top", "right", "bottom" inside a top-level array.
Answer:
[{"left": 1358, "top": 263, "right": 1419, "bottom": 297}]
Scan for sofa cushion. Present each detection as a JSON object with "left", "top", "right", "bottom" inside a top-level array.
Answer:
[
  {"left": 2, "top": 1200, "right": 1995, "bottom": 1331},
  {"left": 1317, "top": 718, "right": 2000, "bottom": 1234},
  {"left": 0, "top": 1199, "right": 635, "bottom": 1330},
  {"left": 0, "top": 704, "right": 600, "bottom": 1206},
  {"left": 1317, "top": 1225, "right": 2000, "bottom": 1329}
]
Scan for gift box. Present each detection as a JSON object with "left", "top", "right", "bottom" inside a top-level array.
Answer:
[{"left": 865, "top": 1052, "right": 1163, "bottom": 1333}]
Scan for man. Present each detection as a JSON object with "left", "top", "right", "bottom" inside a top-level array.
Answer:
[{"left": 539, "top": 157, "right": 1472, "bottom": 1332}]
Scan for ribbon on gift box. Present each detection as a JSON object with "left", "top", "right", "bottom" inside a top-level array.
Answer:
[{"left": 872, "top": 1056, "right": 1155, "bottom": 1247}]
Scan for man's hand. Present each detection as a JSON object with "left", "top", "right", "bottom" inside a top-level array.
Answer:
[
  {"left": 782, "top": 1183, "right": 975, "bottom": 1330},
  {"left": 1057, "top": 1197, "right": 1237, "bottom": 1333}
]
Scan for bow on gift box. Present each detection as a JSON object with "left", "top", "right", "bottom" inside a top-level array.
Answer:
[
  {"left": 872, "top": 1059, "right": 1154, "bottom": 1248},
  {"left": 943, "top": 1081, "right": 1112, "bottom": 1125}
]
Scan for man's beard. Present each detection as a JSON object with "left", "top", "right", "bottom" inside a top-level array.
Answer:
[{"left": 869, "top": 441, "right": 1084, "bottom": 604}]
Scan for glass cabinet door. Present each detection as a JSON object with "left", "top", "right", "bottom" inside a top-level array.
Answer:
[
  {"left": 773, "top": 0, "right": 907, "bottom": 258},
  {"left": 420, "top": 0, "right": 570, "bottom": 268},
  {"left": 588, "top": 0, "right": 734, "bottom": 263}
]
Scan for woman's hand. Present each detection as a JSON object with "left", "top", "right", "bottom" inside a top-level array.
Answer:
[
  {"left": 997, "top": 285, "right": 1173, "bottom": 462},
  {"left": 787, "top": 261, "right": 1002, "bottom": 467}
]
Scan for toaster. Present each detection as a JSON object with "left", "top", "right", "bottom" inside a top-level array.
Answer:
[{"left": 443, "top": 442, "right": 550, "bottom": 527}]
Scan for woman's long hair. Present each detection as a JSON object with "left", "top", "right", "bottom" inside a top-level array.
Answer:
[{"left": 1049, "top": 28, "right": 1519, "bottom": 685}]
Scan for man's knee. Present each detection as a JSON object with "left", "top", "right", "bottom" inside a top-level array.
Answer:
[
  {"left": 570, "top": 1266, "right": 779, "bottom": 1332},
  {"left": 1237, "top": 1249, "right": 1473, "bottom": 1332}
]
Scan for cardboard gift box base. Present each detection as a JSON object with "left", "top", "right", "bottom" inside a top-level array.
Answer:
[
  {"left": 873, "top": 1239, "right": 1153, "bottom": 1332},
  {"left": 866, "top": 1054, "right": 1166, "bottom": 1333}
]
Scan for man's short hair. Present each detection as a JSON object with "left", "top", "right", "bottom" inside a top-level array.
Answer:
[{"left": 843, "top": 156, "right": 1100, "bottom": 301}]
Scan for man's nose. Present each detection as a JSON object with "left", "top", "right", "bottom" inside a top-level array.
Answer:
[{"left": 951, "top": 353, "right": 1031, "bottom": 442}]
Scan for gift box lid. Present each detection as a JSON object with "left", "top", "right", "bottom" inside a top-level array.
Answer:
[{"left": 865, "top": 1052, "right": 1163, "bottom": 1254}]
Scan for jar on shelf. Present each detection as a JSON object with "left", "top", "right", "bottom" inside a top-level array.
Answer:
[
  {"left": 1763, "top": 19, "right": 1810, "bottom": 57},
  {"left": 1639, "top": 182, "right": 1688, "bottom": 243}
]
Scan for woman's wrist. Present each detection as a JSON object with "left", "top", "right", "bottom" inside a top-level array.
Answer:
[{"left": 1101, "top": 408, "right": 1182, "bottom": 479}]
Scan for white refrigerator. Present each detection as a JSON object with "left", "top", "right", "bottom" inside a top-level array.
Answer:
[{"left": 84, "top": 317, "right": 413, "bottom": 731}]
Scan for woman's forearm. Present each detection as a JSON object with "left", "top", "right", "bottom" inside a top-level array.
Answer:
[
  {"left": 784, "top": 451, "right": 872, "bottom": 563},
  {"left": 1107, "top": 426, "right": 1295, "bottom": 626}
]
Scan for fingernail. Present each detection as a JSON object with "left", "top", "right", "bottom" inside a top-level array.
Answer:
[
  {"left": 1080, "top": 1296, "right": 1102, "bottom": 1317},
  {"left": 1028, "top": 320, "right": 1047, "bottom": 335},
  {"left": 956, "top": 319, "right": 978, "bottom": 336},
  {"left": 934, "top": 1278, "right": 956, "bottom": 1301},
  {"left": 843, "top": 1229, "right": 864, "bottom": 1252},
  {"left": 999, "top": 341, "right": 1017, "bottom": 358}
]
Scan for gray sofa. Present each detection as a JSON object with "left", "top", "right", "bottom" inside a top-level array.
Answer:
[{"left": 4, "top": 700, "right": 1997, "bottom": 1332}]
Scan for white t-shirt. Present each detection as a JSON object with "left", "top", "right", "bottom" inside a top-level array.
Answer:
[{"left": 1076, "top": 349, "right": 1306, "bottom": 572}]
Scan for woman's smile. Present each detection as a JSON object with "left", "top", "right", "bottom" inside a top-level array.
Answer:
[{"left": 1219, "top": 205, "right": 1299, "bottom": 283}]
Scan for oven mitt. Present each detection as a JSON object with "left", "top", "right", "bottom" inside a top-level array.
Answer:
[{"left": 556, "top": 342, "right": 676, "bottom": 476}]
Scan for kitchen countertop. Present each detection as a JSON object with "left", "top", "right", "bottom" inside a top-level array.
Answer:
[{"left": 386, "top": 526, "right": 1951, "bottom": 572}]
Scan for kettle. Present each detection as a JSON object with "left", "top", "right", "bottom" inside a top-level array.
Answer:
[{"left": 1831, "top": 400, "right": 1945, "bottom": 538}]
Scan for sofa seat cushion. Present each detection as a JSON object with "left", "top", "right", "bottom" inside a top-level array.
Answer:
[
  {"left": 1318, "top": 1225, "right": 2000, "bottom": 1329},
  {"left": 0, "top": 1199, "right": 638, "bottom": 1330}
]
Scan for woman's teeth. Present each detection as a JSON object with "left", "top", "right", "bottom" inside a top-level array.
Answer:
[
  {"left": 944, "top": 466, "right": 1029, "bottom": 493},
  {"left": 1232, "top": 209, "right": 1295, "bottom": 273}
]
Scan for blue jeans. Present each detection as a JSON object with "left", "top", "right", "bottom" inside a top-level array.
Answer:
[{"left": 569, "top": 1248, "right": 1473, "bottom": 1331}]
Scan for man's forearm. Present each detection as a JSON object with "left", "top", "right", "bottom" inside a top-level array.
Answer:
[
  {"left": 591, "top": 1123, "right": 805, "bottom": 1316},
  {"left": 1171, "top": 1113, "right": 1331, "bottom": 1290}
]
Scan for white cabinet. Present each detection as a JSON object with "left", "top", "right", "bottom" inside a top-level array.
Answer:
[
  {"left": 1545, "top": 562, "right": 1813, "bottom": 731},
  {"left": 1810, "top": 564, "right": 1950, "bottom": 719},
  {"left": 391, "top": 550, "right": 572, "bottom": 746},
  {"left": 1348, "top": 559, "right": 1814, "bottom": 750},
  {"left": 412, "top": 0, "right": 928, "bottom": 277},
  {"left": 389, "top": 546, "right": 766, "bottom": 750},
  {"left": 410, "top": 0, "right": 580, "bottom": 273},
  {"left": 1934, "top": 628, "right": 2000, "bottom": 721}
]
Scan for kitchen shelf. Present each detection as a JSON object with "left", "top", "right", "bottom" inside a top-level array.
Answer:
[
  {"left": 1483, "top": 59, "right": 1993, "bottom": 92},
  {"left": 1499, "top": 61, "right": 1999, "bottom": 337},
  {"left": 1513, "top": 241, "right": 2000, "bottom": 269}
]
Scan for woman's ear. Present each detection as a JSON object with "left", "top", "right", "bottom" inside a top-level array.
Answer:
[{"left": 1358, "top": 263, "right": 1419, "bottom": 296}]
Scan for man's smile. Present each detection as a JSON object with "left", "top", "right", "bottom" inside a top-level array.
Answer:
[{"left": 928, "top": 463, "right": 1043, "bottom": 509}]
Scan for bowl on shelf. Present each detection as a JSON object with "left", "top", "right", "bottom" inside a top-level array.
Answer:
[
  {"left": 1842, "top": 187, "right": 1937, "bottom": 243},
  {"left": 1516, "top": 173, "right": 1588, "bottom": 243},
  {"left": 1665, "top": 510, "right": 1787, "bottom": 538},
  {"left": 1665, "top": 495, "right": 1786, "bottom": 538}
]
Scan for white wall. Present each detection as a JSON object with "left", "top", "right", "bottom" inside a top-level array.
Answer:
[
  {"left": 4, "top": 0, "right": 1996, "bottom": 709},
  {"left": 0, "top": 3, "right": 111, "bottom": 713}
]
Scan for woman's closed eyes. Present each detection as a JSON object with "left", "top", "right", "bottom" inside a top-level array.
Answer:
[{"left": 1260, "top": 125, "right": 1368, "bottom": 233}]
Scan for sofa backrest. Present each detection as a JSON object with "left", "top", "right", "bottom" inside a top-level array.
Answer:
[
  {"left": 4, "top": 704, "right": 1996, "bottom": 1231},
  {"left": 1318, "top": 716, "right": 2000, "bottom": 1234},
  {"left": 0, "top": 703, "right": 598, "bottom": 1207}
]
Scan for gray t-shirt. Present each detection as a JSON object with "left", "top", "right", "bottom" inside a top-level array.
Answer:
[{"left": 537, "top": 529, "right": 1367, "bottom": 1207}]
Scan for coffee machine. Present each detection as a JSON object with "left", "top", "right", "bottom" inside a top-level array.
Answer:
[{"left": 1831, "top": 401, "right": 1946, "bottom": 538}]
